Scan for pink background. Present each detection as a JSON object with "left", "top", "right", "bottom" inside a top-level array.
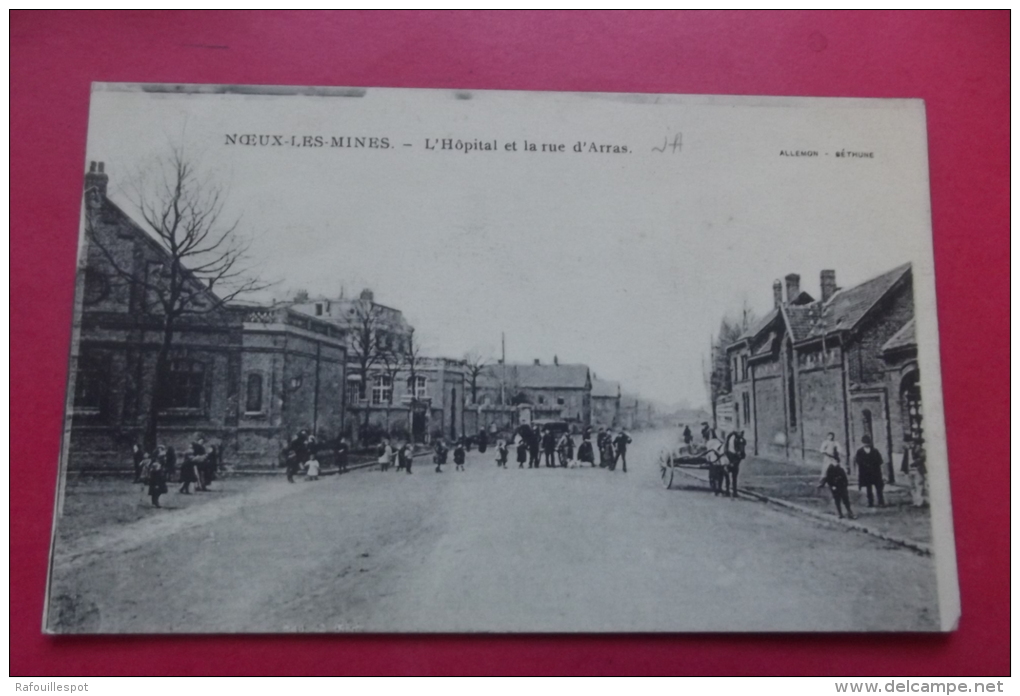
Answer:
[{"left": 11, "top": 11, "right": 1009, "bottom": 676}]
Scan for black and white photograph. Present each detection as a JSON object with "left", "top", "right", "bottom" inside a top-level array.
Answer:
[{"left": 46, "top": 84, "right": 959, "bottom": 633}]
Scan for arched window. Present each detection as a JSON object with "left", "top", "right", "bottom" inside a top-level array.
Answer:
[
  {"left": 73, "top": 349, "right": 106, "bottom": 412},
  {"left": 862, "top": 409, "right": 874, "bottom": 443},
  {"left": 245, "top": 373, "right": 263, "bottom": 413}
]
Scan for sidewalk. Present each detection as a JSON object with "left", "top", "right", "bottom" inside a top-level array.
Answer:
[{"left": 681, "top": 455, "right": 933, "bottom": 549}]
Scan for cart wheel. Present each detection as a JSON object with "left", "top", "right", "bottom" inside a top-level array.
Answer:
[{"left": 660, "top": 454, "right": 675, "bottom": 489}]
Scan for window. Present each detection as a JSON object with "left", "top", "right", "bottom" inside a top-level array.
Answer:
[
  {"left": 414, "top": 375, "right": 428, "bottom": 399},
  {"left": 315, "top": 303, "right": 323, "bottom": 316},
  {"left": 557, "top": 397, "right": 565, "bottom": 406},
  {"left": 372, "top": 374, "right": 392, "bottom": 405},
  {"left": 347, "top": 378, "right": 363, "bottom": 405},
  {"left": 73, "top": 350, "right": 105, "bottom": 411},
  {"left": 538, "top": 396, "right": 546, "bottom": 405},
  {"left": 741, "top": 356, "right": 748, "bottom": 381},
  {"left": 245, "top": 373, "right": 263, "bottom": 413},
  {"left": 82, "top": 268, "right": 110, "bottom": 306},
  {"left": 862, "top": 409, "right": 874, "bottom": 443},
  {"left": 742, "top": 392, "right": 751, "bottom": 424},
  {"left": 164, "top": 359, "right": 205, "bottom": 410}
]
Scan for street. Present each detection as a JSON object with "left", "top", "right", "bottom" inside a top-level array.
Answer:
[{"left": 47, "top": 428, "right": 939, "bottom": 633}]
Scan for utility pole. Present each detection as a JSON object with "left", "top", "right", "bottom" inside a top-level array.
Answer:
[{"left": 500, "top": 332, "right": 506, "bottom": 406}]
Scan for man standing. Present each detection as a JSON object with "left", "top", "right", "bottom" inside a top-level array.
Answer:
[
  {"left": 336, "top": 436, "right": 350, "bottom": 475},
  {"left": 286, "top": 430, "right": 309, "bottom": 484},
  {"left": 541, "top": 428, "right": 557, "bottom": 468},
  {"left": 855, "top": 435, "right": 885, "bottom": 507},
  {"left": 900, "top": 435, "right": 928, "bottom": 507},
  {"left": 613, "top": 430, "right": 632, "bottom": 473},
  {"left": 596, "top": 428, "right": 609, "bottom": 468},
  {"left": 528, "top": 427, "right": 540, "bottom": 469},
  {"left": 604, "top": 430, "right": 617, "bottom": 472},
  {"left": 682, "top": 425, "right": 693, "bottom": 449}
]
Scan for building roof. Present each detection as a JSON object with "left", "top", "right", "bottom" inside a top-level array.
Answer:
[
  {"left": 736, "top": 308, "right": 779, "bottom": 342},
  {"left": 881, "top": 319, "right": 916, "bottom": 353},
  {"left": 591, "top": 379, "right": 621, "bottom": 398},
  {"left": 732, "top": 263, "right": 912, "bottom": 352},
  {"left": 809, "top": 263, "right": 912, "bottom": 339},
  {"left": 512, "top": 363, "right": 591, "bottom": 389}
]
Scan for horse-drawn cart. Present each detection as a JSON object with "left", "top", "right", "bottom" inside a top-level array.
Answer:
[{"left": 658, "top": 444, "right": 723, "bottom": 489}]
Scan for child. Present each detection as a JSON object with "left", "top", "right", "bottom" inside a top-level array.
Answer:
[
  {"left": 495, "top": 439, "right": 508, "bottom": 468},
  {"left": 516, "top": 435, "right": 528, "bottom": 469},
  {"left": 398, "top": 442, "right": 413, "bottom": 474},
  {"left": 819, "top": 460, "right": 856, "bottom": 519},
  {"left": 179, "top": 452, "right": 198, "bottom": 494},
  {"left": 305, "top": 453, "right": 320, "bottom": 481},
  {"left": 453, "top": 441, "right": 466, "bottom": 471},
  {"left": 145, "top": 456, "right": 168, "bottom": 508},
  {"left": 434, "top": 439, "right": 448, "bottom": 473},
  {"left": 378, "top": 440, "right": 393, "bottom": 472}
]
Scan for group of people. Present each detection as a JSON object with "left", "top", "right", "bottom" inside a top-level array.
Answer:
[
  {"left": 504, "top": 425, "right": 632, "bottom": 472},
  {"left": 283, "top": 430, "right": 351, "bottom": 482},
  {"left": 133, "top": 436, "right": 220, "bottom": 508},
  {"left": 431, "top": 438, "right": 468, "bottom": 472},
  {"left": 817, "top": 432, "right": 928, "bottom": 520},
  {"left": 376, "top": 438, "right": 417, "bottom": 474}
]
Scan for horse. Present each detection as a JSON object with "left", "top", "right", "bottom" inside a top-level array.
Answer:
[
  {"left": 704, "top": 436, "right": 727, "bottom": 496},
  {"left": 723, "top": 431, "right": 747, "bottom": 498}
]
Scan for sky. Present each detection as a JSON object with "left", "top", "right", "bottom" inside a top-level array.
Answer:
[{"left": 84, "top": 86, "right": 937, "bottom": 408}]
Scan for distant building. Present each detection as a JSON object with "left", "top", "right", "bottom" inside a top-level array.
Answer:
[
  {"left": 619, "top": 393, "right": 654, "bottom": 430},
  {"left": 290, "top": 289, "right": 413, "bottom": 360},
  {"left": 725, "top": 264, "right": 918, "bottom": 478},
  {"left": 477, "top": 359, "right": 593, "bottom": 428},
  {"left": 590, "top": 379, "right": 621, "bottom": 427},
  {"left": 289, "top": 291, "right": 471, "bottom": 445}
]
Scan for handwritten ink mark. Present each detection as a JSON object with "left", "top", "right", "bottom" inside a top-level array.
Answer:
[{"left": 653, "top": 132, "right": 683, "bottom": 154}]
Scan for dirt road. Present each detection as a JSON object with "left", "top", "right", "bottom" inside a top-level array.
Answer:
[{"left": 47, "top": 428, "right": 939, "bottom": 632}]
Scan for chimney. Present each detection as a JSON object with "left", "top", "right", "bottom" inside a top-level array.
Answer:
[
  {"left": 820, "top": 269, "right": 837, "bottom": 303},
  {"left": 84, "top": 161, "right": 108, "bottom": 197},
  {"left": 533, "top": 358, "right": 541, "bottom": 366},
  {"left": 784, "top": 273, "right": 800, "bottom": 304},
  {"left": 772, "top": 280, "right": 783, "bottom": 309},
  {"left": 553, "top": 355, "right": 559, "bottom": 366}
]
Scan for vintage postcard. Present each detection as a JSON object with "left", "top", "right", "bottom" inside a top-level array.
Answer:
[{"left": 46, "top": 84, "right": 959, "bottom": 633}]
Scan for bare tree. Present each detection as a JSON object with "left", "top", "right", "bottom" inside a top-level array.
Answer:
[
  {"left": 379, "top": 349, "right": 402, "bottom": 406},
  {"left": 403, "top": 329, "right": 428, "bottom": 442},
  {"left": 463, "top": 350, "right": 491, "bottom": 404},
  {"left": 85, "top": 148, "right": 269, "bottom": 451},
  {"left": 348, "top": 299, "right": 385, "bottom": 435}
]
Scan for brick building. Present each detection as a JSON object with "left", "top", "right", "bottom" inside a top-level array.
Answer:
[
  {"left": 725, "top": 263, "right": 918, "bottom": 478},
  {"left": 69, "top": 163, "right": 347, "bottom": 471}
]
